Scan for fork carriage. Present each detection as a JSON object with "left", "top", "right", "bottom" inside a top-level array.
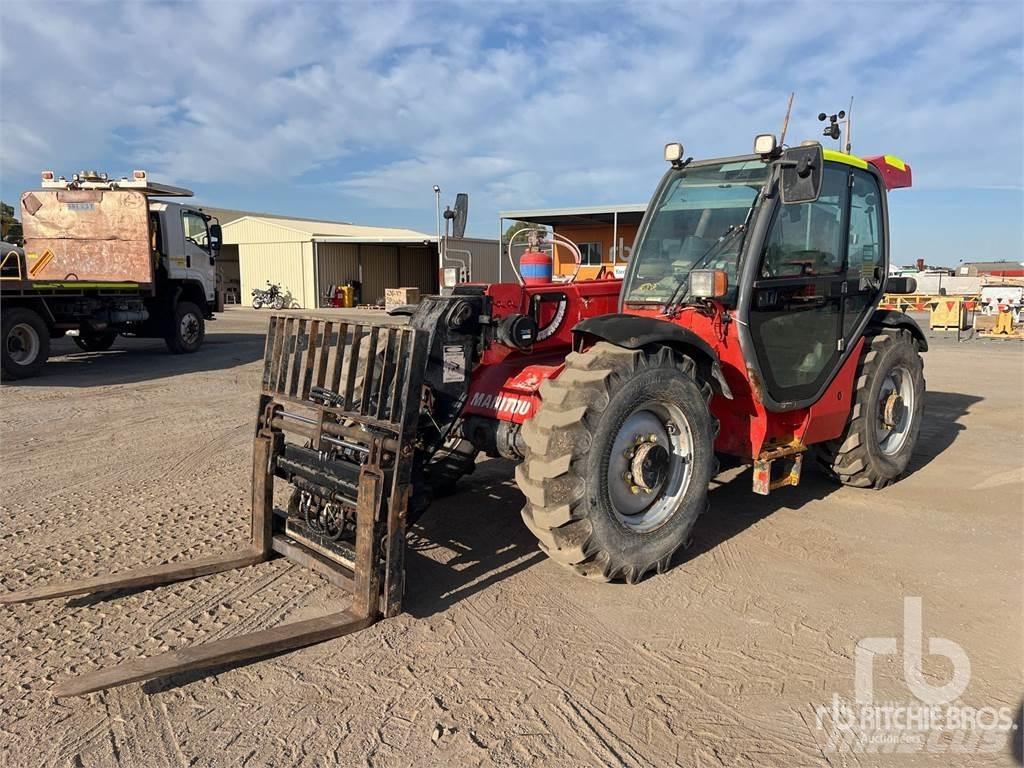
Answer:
[{"left": 1, "top": 314, "right": 427, "bottom": 696}]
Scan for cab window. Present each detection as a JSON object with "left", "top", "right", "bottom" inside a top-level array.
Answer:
[
  {"left": 183, "top": 211, "right": 210, "bottom": 250},
  {"left": 846, "top": 169, "right": 883, "bottom": 277},
  {"left": 760, "top": 165, "right": 847, "bottom": 278}
]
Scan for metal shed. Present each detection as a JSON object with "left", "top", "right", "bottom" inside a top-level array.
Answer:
[{"left": 222, "top": 216, "right": 439, "bottom": 308}]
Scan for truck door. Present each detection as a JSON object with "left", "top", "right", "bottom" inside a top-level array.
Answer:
[
  {"left": 747, "top": 163, "right": 849, "bottom": 406},
  {"left": 181, "top": 209, "right": 216, "bottom": 301}
]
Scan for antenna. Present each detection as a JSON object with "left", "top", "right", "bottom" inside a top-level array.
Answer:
[
  {"left": 779, "top": 92, "right": 795, "bottom": 146},
  {"left": 843, "top": 96, "right": 854, "bottom": 154}
]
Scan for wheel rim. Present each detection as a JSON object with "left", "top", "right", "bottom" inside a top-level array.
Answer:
[
  {"left": 7, "top": 322, "right": 40, "bottom": 365},
  {"left": 180, "top": 313, "right": 200, "bottom": 345},
  {"left": 607, "top": 402, "right": 693, "bottom": 533},
  {"left": 877, "top": 364, "right": 915, "bottom": 455}
]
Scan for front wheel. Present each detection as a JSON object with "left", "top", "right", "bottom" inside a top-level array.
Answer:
[
  {"left": 165, "top": 301, "right": 205, "bottom": 354},
  {"left": 516, "top": 343, "right": 717, "bottom": 583},
  {"left": 1, "top": 307, "right": 50, "bottom": 380},
  {"left": 272, "top": 295, "right": 285, "bottom": 310},
  {"left": 816, "top": 329, "right": 926, "bottom": 488}
]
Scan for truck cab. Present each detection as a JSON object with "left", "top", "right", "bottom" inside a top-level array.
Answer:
[{"left": 1, "top": 170, "right": 222, "bottom": 379}]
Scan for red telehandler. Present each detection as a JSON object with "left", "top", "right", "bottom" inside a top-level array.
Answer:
[{"left": 2, "top": 133, "right": 924, "bottom": 696}]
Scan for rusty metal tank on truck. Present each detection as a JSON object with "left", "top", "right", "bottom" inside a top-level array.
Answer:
[{"left": 0, "top": 170, "right": 222, "bottom": 379}]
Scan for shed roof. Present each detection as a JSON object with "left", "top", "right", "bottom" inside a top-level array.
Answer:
[
  {"left": 223, "top": 215, "right": 435, "bottom": 244},
  {"left": 499, "top": 204, "right": 648, "bottom": 228}
]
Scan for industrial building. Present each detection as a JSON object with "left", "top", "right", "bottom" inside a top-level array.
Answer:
[
  {"left": 221, "top": 216, "right": 439, "bottom": 308},
  {"left": 499, "top": 204, "right": 647, "bottom": 279}
]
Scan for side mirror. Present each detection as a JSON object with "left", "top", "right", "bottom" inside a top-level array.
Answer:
[
  {"left": 886, "top": 276, "right": 917, "bottom": 295},
  {"left": 780, "top": 144, "right": 824, "bottom": 205},
  {"left": 209, "top": 223, "right": 222, "bottom": 252}
]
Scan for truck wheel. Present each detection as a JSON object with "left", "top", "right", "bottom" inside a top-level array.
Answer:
[
  {"left": 2, "top": 307, "right": 50, "bottom": 380},
  {"left": 516, "top": 343, "right": 717, "bottom": 583},
  {"left": 73, "top": 330, "right": 117, "bottom": 352},
  {"left": 165, "top": 301, "right": 205, "bottom": 354},
  {"left": 816, "top": 329, "right": 925, "bottom": 488}
]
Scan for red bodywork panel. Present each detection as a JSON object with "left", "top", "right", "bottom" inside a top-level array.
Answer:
[
  {"left": 626, "top": 304, "right": 861, "bottom": 458},
  {"left": 462, "top": 280, "right": 858, "bottom": 458},
  {"left": 462, "top": 280, "right": 620, "bottom": 424}
]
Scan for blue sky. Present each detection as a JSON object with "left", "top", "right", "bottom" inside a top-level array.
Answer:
[{"left": 1, "top": 1, "right": 1021, "bottom": 266}]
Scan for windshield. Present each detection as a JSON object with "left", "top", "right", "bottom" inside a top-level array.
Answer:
[{"left": 623, "top": 159, "right": 768, "bottom": 304}]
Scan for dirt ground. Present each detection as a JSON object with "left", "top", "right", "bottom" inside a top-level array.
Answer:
[{"left": 0, "top": 306, "right": 1020, "bottom": 768}]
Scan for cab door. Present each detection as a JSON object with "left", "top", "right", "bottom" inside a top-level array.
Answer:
[
  {"left": 747, "top": 164, "right": 850, "bottom": 406},
  {"left": 840, "top": 168, "right": 886, "bottom": 344},
  {"left": 181, "top": 209, "right": 216, "bottom": 301}
]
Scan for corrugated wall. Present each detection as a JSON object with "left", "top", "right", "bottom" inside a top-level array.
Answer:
[
  {"left": 239, "top": 242, "right": 308, "bottom": 308},
  {"left": 398, "top": 245, "right": 437, "bottom": 295},
  {"left": 360, "top": 245, "right": 400, "bottom": 305},
  {"left": 317, "top": 243, "right": 360, "bottom": 299},
  {"left": 445, "top": 237, "right": 501, "bottom": 283}
]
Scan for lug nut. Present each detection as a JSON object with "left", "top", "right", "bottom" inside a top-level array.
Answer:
[
  {"left": 630, "top": 485, "right": 641, "bottom": 494},
  {"left": 649, "top": 433, "right": 658, "bottom": 443}
]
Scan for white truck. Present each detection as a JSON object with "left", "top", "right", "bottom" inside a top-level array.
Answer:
[{"left": 1, "top": 170, "right": 222, "bottom": 379}]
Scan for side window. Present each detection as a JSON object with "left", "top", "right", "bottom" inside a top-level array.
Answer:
[
  {"left": 577, "top": 241, "right": 603, "bottom": 266},
  {"left": 183, "top": 211, "right": 210, "bottom": 251},
  {"left": 843, "top": 170, "right": 885, "bottom": 341},
  {"left": 760, "top": 166, "right": 848, "bottom": 278},
  {"left": 847, "top": 170, "right": 883, "bottom": 278}
]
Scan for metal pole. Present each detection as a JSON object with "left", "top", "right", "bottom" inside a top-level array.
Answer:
[
  {"left": 433, "top": 185, "right": 443, "bottom": 274},
  {"left": 313, "top": 239, "right": 320, "bottom": 308},
  {"left": 498, "top": 216, "right": 503, "bottom": 283},
  {"left": 612, "top": 210, "right": 619, "bottom": 268},
  {"left": 844, "top": 96, "right": 854, "bottom": 154}
]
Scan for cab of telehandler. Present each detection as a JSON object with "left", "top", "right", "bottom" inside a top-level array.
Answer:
[
  {"left": 520, "top": 137, "right": 925, "bottom": 583},
  {"left": 618, "top": 139, "right": 916, "bottom": 411}
]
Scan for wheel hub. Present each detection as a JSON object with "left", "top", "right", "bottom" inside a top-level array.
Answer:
[
  {"left": 629, "top": 441, "right": 669, "bottom": 492},
  {"left": 877, "top": 365, "right": 915, "bottom": 455},
  {"left": 882, "top": 391, "right": 905, "bottom": 428},
  {"left": 7, "top": 323, "right": 39, "bottom": 365},
  {"left": 607, "top": 405, "right": 693, "bottom": 532}
]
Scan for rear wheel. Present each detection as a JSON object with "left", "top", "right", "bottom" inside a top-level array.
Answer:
[
  {"left": 816, "top": 329, "right": 925, "bottom": 488},
  {"left": 516, "top": 343, "right": 717, "bottom": 583},
  {"left": 252, "top": 297, "right": 263, "bottom": 309},
  {"left": 73, "top": 329, "right": 117, "bottom": 352},
  {"left": 1, "top": 307, "right": 50, "bottom": 380},
  {"left": 165, "top": 301, "right": 205, "bottom": 354}
]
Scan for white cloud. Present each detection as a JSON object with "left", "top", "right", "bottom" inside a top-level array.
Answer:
[{"left": 1, "top": 0, "right": 1021, "bottom": 240}]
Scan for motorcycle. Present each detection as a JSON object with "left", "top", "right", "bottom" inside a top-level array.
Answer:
[{"left": 252, "top": 281, "right": 285, "bottom": 310}]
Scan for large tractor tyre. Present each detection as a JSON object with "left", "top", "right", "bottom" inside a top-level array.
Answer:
[
  {"left": 816, "top": 329, "right": 925, "bottom": 488},
  {"left": 165, "top": 301, "right": 205, "bottom": 354},
  {"left": 73, "top": 329, "right": 117, "bottom": 352},
  {"left": 517, "top": 343, "right": 718, "bottom": 583},
  {"left": 1, "top": 307, "right": 50, "bottom": 380}
]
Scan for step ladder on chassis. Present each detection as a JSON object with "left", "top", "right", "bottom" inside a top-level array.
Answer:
[{"left": 1, "top": 313, "right": 427, "bottom": 696}]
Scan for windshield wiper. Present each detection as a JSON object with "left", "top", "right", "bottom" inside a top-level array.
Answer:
[{"left": 662, "top": 223, "right": 747, "bottom": 314}]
